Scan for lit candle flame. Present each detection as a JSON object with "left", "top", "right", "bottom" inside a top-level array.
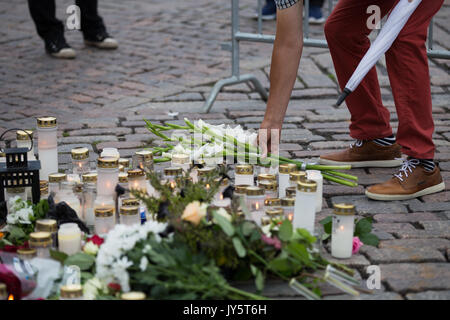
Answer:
[
  {"left": 220, "top": 193, "right": 223, "bottom": 200},
  {"left": 170, "top": 181, "right": 176, "bottom": 189},
  {"left": 206, "top": 184, "right": 210, "bottom": 190},
  {"left": 255, "top": 203, "right": 259, "bottom": 210},
  {"left": 339, "top": 225, "right": 345, "bottom": 231},
  {"left": 288, "top": 213, "right": 293, "bottom": 222},
  {"left": 8, "top": 294, "right": 14, "bottom": 300}
]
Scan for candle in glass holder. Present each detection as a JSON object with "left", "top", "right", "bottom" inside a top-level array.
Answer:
[
  {"left": 94, "top": 206, "right": 115, "bottom": 236},
  {"left": 94, "top": 195, "right": 116, "bottom": 223},
  {"left": 60, "top": 284, "right": 84, "bottom": 301},
  {"left": 118, "top": 158, "right": 130, "bottom": 172},
  {"left": 285, "top": 186, "right": 296, "bottom": 198},
  {"left": 281, "top": 197, "right": 295, "bottom": 222},
  {"left": 82, "top": 172, "right": 98, "bottom": 233},
  {"left": 213, "top": 177, "right": 229, "bottom": 201},
  {"left": 293, "top": 180, "right": 317, "bottom": 234},
  {"left": 260, "top": 216, "right": 271, "bottom": 227},
  {"left": 306, "top": 170, "right": 323, "bottom": 212},
  {"left": 120, "top": 206, "right": 140, "bottom": 226},
  {"left": 266, "top": 207, "right": 284, "bottom": 222},
  {"left": 101, "top": 148, "right": 120, "bottom": 159},
  {"left": 17, "top": 248, "right": 37, "bottom": 261},
  {"left": 71, "top": 147, "right": 90, "bottom": 176},
  {"left": 264, "top": 197, "right": 281, "bottom": 208},
  {"left": 117, "top": 172, "right": 129, "bottom": 208},
  {"left": 196, "top": 166, "right": 216, "bottom": 183},
  {"left": 171, "top": 153, "right": 191, "bottom": 173},
  {"left": 163, "top": 167, "right": 182, "bottom": 190},
  {"left": 212, "top": 192, "right": 231, "bottom": 208},
  {"left": 289, "top": 171, "right": 307, "bottom": 188},
  {"left": 128, "top": 169, "right": 147, "bottom": 192},
  {"left": 133, "top": 150, "right": 154, "bottom": 172},
  {"left": 96, "top": 157, "right": 119, "bottom": 198},
  {"left": 235, "top": 164, "right": 254, "bottom": 186},
  {"left": 57, "top": 181, "right": 82, "bottom": 218},
  {"left": 29, "top": 231, "right": 52, "bottom": 258},
  {"left": 257, "top": 173, "right": 276, "bottom": 186},
  {"left": 58, "top": 223, "right": 82, "bottom": 256},
  {"left": 245, "top": 186, "right": 265, "bottom": 213},
  {"left": 278, "top": 163, "right": 297, "bottom": 198},
  {"left": 35, "top": 219, "right": 58, "bottom": 248},
  {"left": 259, "top": 180, "right": 278, "bottom": 200},
  {"left": 40, "top": 182, "right": 49, "bottom": 201},
  {"left": 48, "top": 173, "right": 67, "bottom": 202},
  {"left": 331, "top": 203, "right": 356, "bottom": 259},
  {"left": 36, "top": 117, "right": 58, "bottom": 181},
  {"left": 232, "top": 185, "right": 249, "bottom": 211}
]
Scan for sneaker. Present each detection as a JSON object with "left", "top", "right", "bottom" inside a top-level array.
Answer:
[
  {"left": 309, "top": 5, "right": 325, "bottom": 24},
  {"left": 365, "top": 158, "right": 445, "bottom": 201},
  {"left": 84, "top": 30, "right": 118, "bottom": 49},
  {"left": 319, "top": 140, "right": 404, "bottom": 168},
  {"left": 45, "top": 37, "right": 76, "bottom": 59},
  {"left": 254, "top": 0, "right": 277, "bottom": 21}
]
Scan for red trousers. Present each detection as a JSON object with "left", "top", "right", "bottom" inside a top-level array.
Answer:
[{"left": 324, "top": 0, "right": 444, "bottom": 159}]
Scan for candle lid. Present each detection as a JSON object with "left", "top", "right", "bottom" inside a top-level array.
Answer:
[
  {"left": 197, "top": 166, "right": 215, "bottom": 176},
  {"left": 235, "top": 164, "right": 253, "bottom": 175},
  {"left": 118, "top": 172, "right": 128, "bottom": 183},
  {"left": 71, "top": 147, "right": 89, "bottom": 160},
  {"left": 234, "top": 185, "right": 249, "bottom": 194},
  {"left": 259, "top": 180, "right": 278, "bottom": 191},
  {"left": 246, "top": 186, "right": 264, "bottom": 196},
  {"left": 297, "top": 180, "right": 317, "bottom": 193},
  {"left": 121, "top": 292, "right": 146, "bottom": 300},
  {"left": 261, "top": 216, "right": 271, "bottom": 226},
  {"left": 48, "top": 173, "right": 67, "bottom": 183},
  {"left": 257, "top": 174, "right": 276, "bottom": 182},
  {"left": 128, "top": 169, "right": 145, "bottom": 178},
  {"left": 82, "top": 172, "right": 98, "bottom": 183},
  {"left": 279, "top": 163, "right": 297, "bottom": 174},
  {"left": 6, "top": 187, "right": 25, "bottom": 194},
  {"left": 265, "top": 198, "right": 281, "bottom": 207},
  {"left": 122, "top": 198, "right": 140, "bottom": 207},
  {"left": 281, "top": 197, "right": 295, "bottom": 206},
  {"left": 266, "top": 208, "right": 283, "bottom": 217},
  {"left": 120, "top": 206, "right": 139, "bottom": 216},
  {"left": 36, "top": 219, "right": 57, "bottom": 232},
  {"left": 60, "top": 284, "right": 83, "bottom": 299},
  {"left": 285, "top": 186, "right": 296, "bottom": 197},
  {"left": 135, "top": 150, "right": 153, "bottom": 161},
  {"left": 290, "top": 171, "right": 307, "bottom": 182},
  {"left": 16, "top": 130, "right": 33, "bottom": 141},
  {"left": 97, "top": 157, "right": 119, "bottom": 169},
  {"left": 172, "top": 153, "right": 190, "bottom": 164},
  {"left": 40, "top": 180, "right": 49, "bottom": 188},
  {"left": 333, "top": 203, "right": 355, "bottom": 215},
  {"left": 118, "top": 158, "right": 130, "bottom": 167},
  {"left": 95, "top": 207, "right": 114, "bottom": 217},
  {"left": 17, "top": 248, "right": 37, "bottom": 257},
  {"left": 164, "top": 167, "right": 182, "bottom": 176},
  {"left": 29, "top": 231, "right": 52, "bottom": 243},
  {"left": 36, "top": 116, "right": 57, "bottom": 128},
  {"left": 214, "top": 177, "right": 229, "bottom": 186}
]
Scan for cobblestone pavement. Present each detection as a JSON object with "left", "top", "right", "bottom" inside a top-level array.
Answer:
[{"left": 1, "top": 0, "right": 450, "bottom": 300}]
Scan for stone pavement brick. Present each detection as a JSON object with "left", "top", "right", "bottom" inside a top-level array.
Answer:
[
  {"left": 380, "top": 263, "right": 450, "bottom": 293},
  {"left": 406, "top": 290, "right": 450, "bottom": 300},
  {"left": 331, "top": 195, "right": 409, "bottom": 214},
  {"left": 379, "top": 238, "right": 450, "bottom": 251},
  {"left": 372, "top": 212, "right": 443, "bottom": 223},
  {"left": 360, "top": 246, "right": 446, "bottom": 264}
]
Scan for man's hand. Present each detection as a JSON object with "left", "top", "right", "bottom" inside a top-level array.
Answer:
[{"left": 258, "top": 120, "right": 281, "bottom": 159}]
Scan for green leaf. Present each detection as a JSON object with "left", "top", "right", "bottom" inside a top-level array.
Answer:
[
  {"left": 9, "top": 225, "right": 26, "bottom": 239},
  {"left": 285, "top": 242, "right": 310, "bottom": 265},
  {"left": 64, "top": 252, "right": 96, "bottom": 271},
  {"left": 213, "top": 211, "right": 234, "bottom": 237},
  {"left": 319, "top": 216, "right": 332, "bottom": 225},
  {"left": 296, "top": 228, "right": 317, "bottom": 244},
  {"left": 255, "top": 269, "right": 264, "bottom": 292},
  {"left": 278, "top": 219, "right": 293, "bottom": 242},
  {"left": 241, "top": 221, "right": 255, "bottom": 237},
  {"left": 319, "top": 216, "right": 332, "bottom": 235},
  {"left": 355, "top": 217, "right": 372, "bottom": 236},
  {"left": 268, "top": 257, "right": 291, "bottom": 273},
  {"left": 50, "top": 249, "right": 69, "bottom": 264},
  {"left": 232, "top": 237, "right": 246, "bottom": 258},
  {"left": 359, "top": 233, "right": 379, "bottom": 247}
]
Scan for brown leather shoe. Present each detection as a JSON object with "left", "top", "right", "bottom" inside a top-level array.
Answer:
[
  {"left": 366, "top": 159, "right": 445, "bottom": 201},
  {"left": 319, "top": 140, "right": 403, "bottom": 168}
]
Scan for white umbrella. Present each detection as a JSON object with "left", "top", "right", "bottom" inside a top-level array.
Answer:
[{"left": 335, "top": 0, "right": 422, "bottom": 106}]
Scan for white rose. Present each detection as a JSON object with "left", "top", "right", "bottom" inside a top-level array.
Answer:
[
  {"left": 83, "top": 241, "right": 99, "bottom": 256},
  {"left": 6, "top": 213, "right": 19, "bottom": 225},
  {"left": 215, "top": 208, "right": 232, "bottom": 222},
  {"left": 17, "top": 208, "right": 32, "bottom": 224}
]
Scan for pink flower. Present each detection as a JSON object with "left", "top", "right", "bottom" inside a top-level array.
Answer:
[
  {"left": 352, "top": 237, "right": 363, "bottom": 254},
  {"left": 261, "top": 234, "right": 282, "bottom": 250}
]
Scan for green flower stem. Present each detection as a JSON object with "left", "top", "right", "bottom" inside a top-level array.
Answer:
[
  {"left": 154, "top": 157, "right": 171, "bottom": 163},
  {"left": 321, "top": 172, "right": 358, "bottom": 187},
  {"left": 322, "top": 170, "right": 358, "bottom": 182},
  {"left": 223, "top": 284, "right": 270, "bottom": 300}
]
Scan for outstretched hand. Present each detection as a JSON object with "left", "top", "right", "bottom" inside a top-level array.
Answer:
[{"left": 258, "top": 121, "right": 281, "bottom": 159}]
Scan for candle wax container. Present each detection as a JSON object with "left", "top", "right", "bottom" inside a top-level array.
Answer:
[
  {"left": 281, "top": 197, "right": 295, "bottom": 222},
  {"left": 285, "top": 186, "right": 296, "bottom": 198},
  {"left": 264, "top": 197, "right": 281, "bottom": 208},
  {"left": 118, "top": 158, "right": 130, "bottom": 171},
  {"left": 128, "top": 169, "right": 147, "bottom": 192},
  {"left": 235, "top": 164, "right": 254, "bottom": 186},
  {"left": 133, "top": 150, "right": 154, "bottom": 172},
  {"left": 196, "top": 166, "right": 216, "bottom": 183},
  {"left": 306, "top": 170, "right": 323, "bottom": 212},
  {"left": 71, "top": 147, "right": 90, "bottom": 176},
  {"left": 36, "top": 117, "right": 58, "bottom": 181},
  {"left": 35, "top": 219, "right": 58, "bottom": 248},
  {"left": 245, "top": 186, "right": 265, "bottom": 213},
  {"left": 171, "top": 154, "right": 191, "bottom": 173},
  {"left": 259, "top": 180, "right": 278, "bottom": 200},
  {"left": 120, "top": 206, "right": 141, "bottom": 226},
  {"left": 257, "top": 173, "right": 276, "bottom": 186},
  {"left": 57, "top": 181, "right": 82, "bottom": 219},
  {"left": 58, "top": 223, "right": 82, "bottom": 255},
  {"left": 251, "top": 211, "right": 265, "bottom": 227},
  {"left": 94, "top": 206, "right": 115, "bottom": 236},
  {"left": 40, "top": 182, "right": 49, "bottom": 201},
  {"left": 17, "top": 248, "right": 37, "bottom": 261},
  {"left": 232, "top": 185, "right": 249, "bottom": 211},
  {"left": 60, "top": 284, "right": 84, "bottom": 300},
  {"left": 29, "top": 231, "right": 52, "bottom": 259},
  {"left": 48, "top": 173, "right": 67, "bottom": 202},
  {"left": 121, "top": 292, "right": 146, "bottom": 300},
  {"left": 117, "top": 172, "right": 129, "bottom": 208},
  {"left": 293, "top": 179, "right": 317, "bottom": 235},
  {"left": 164, "top": 167, "right": 183, "bottom": 191},
  {"left": 266, "top": 207, "right": 284, "bottom": 222},
  {"left": 96, "top": 157, "right": 119, "bottom": 198},
  {"left": 16, "top": 130, "right": 36, "bottom": 200},
  {"left": 213, "top": 177, "right": 229, "bottom": 202},
  {"left": 278, "top": 163, "right": 297, "bottom": 199},
  {"left": 331, "top": 203, "right": 356, "bottom": 259},
  {"left": 101, "top": 148, "right": 120, "bottom": 159},
  {"left": 289, "top": 171, "right": 307, "bottom": 188}
]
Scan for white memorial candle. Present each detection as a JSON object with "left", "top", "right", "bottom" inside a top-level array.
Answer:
[
  {"left": 289, "top": 171, "right": 307, "bottom": 188},
  {"left": 331, "top": 203, "right": 356, "bottom": 259},
  {"left": 212, "top": 193, "right": 231, "bottom": 208},
  {"left": 94, "top": 206, "right": 116, "bottom": 236},
  {"left": 36, "top": 117, "right": 58, "bottom": 181},
  {"left": 293, "top": 180, "right": 317, "bottom": 234},
  {"left": 101, "top": 148, "right": 120, "bottom": 159},
  {"left": 281, "top": 197, "right": 295, "bottom": 221},
  {"left": 245, "top": 186, "right": 265, "bottom": 213},
  {"left": 278, "top": 164, "right": 297, "bottom": 199},
  {"left": 71, "top": 147, "right": 90, "bottom": 176},
  {"left": 306, "top": 170, "right": 323, "bottom": 212},
  {"left": 120, "top": 206, "right": 141, "bottom": 226},
  {"left": 58, "top": 224, "right": 82, "bottom": 256},
  {"left": 96, "top": 157, "right": 119, "bottom": 198},
  {"left": 128, "top": 169, "right": 147, "bottom": 191},
  {"left": 171, "top": 154, "right": 191, "bottom": 173},
  {"left": 235, "top": 164, "right": 254, "bottom": 186}
]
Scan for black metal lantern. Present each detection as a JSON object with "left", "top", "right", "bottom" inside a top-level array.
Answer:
[{"left": 0, "top": 128, "right": 41, "bottom": 208}]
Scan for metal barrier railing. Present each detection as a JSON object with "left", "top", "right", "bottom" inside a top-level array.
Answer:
[{"left": 203, "top": 0, "right": 450, "bottom": 113}]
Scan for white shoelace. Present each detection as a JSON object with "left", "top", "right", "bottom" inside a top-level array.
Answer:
[
  {"left": 394, "top": 159, "right": 420, "bottom": 182},
  {"left": 349, "top": 140, "right": 363, "bottom": 149}
]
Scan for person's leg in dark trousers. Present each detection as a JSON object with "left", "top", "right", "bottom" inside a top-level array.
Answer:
[{"left": 27, "top": 0, "right": 64, "bottom": 43}]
